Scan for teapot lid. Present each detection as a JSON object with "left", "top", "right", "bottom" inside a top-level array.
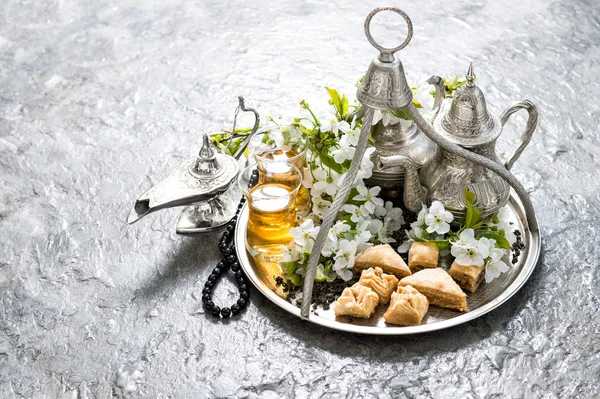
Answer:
[{"left": 434, "top": 63, "right": 501, "bottom": 147}]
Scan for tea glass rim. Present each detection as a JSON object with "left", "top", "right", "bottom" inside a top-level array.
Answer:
[
  {"left": 237, "top": 159, "right": 303, "bottom": 199},
  {"left": 251, "top": 126, "right": 310, "bottom": 164}
]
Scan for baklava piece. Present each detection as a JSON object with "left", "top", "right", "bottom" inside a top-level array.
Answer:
[
  {"left": 448, "top": 260, "right": 485, "bottom": 293},
  {"left": 333, "top": 283, "right": 379, "bottom": 319},
  {"left": 408, "top": 241, "right": 439, "bottom": 272},
  {"left": 353, "top": 244, "right": 412, "bottom": 279},
  {"left": 399, "top": 268, "right": 468, "bottom": 312},
  {"left": 358, "top": 267, "right": 399, "bottom": 304},
  {"left": 383, "top": 285, "right": 430, "bottom": 326}
]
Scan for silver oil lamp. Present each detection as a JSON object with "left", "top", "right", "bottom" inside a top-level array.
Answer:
[
  {"left": 301, "top": 7, "right": 539, "bottom": 318},
  {"left": 378, "top": 63, "right": 539, "bottom": 223},
  {"left": 127, "top": 97, "right": 259, "bottom": 233}
]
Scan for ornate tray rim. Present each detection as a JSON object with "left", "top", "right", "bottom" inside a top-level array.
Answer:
[{"left": 234, "top": 191, "right": 541, "bottom": 335}]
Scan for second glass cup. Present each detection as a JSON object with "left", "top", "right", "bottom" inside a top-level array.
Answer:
[
  {"left": 251, "top": 127, "right": 311, "bottom": 215},
  {"left": 238, "top": 160, "right": 302, "bottom": 264}
]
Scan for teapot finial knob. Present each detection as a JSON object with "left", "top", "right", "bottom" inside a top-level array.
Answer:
[{"left": 466, "top": 61, "right": 476, "bottom": 87}]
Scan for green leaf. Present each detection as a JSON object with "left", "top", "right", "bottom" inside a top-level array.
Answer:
[
  {"left": 287, "top": 273, "right": 302, "bottom": 286},
  {"left": 479, "top": 232, "right": 512, "bottom": 250},
  {"left": 280, "top": 261, "right": 298, "bottom": 275},
  {"left": 315, "top": 265, "right": 333, "bottom": 282},
  {"left": 390, "top": 108, "right": 412, "bottom": 120},
  {"left": 464, "top": 188, "right": 476, "bottom": 205},
  {"left": 465, "top": 203, "right": 473, "bottom": 228},
  {"left": 471, "top": 206, "right": 481, "bottom": 226},
  {"left": 340, "top": 95, "right": 349, "bottom": 117},
  {"left": 319, "top": 153, "right": 344, "bottom": 174},
  {"left": 325, "top": 87, "right": 344, "bottom": 119}
]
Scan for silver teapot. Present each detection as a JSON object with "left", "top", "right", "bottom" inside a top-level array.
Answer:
[
  {"left": 366, "top": 76, "right": 445, "bottom": 198},
  {"left": 378, "top": 63, "right": 538, "bottom": 222}
]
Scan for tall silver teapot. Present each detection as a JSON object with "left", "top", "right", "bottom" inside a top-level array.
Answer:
[
  {"left": 378, "top": 63, "right": 538, "bottom": 222},
  {"left": 366, "top": 76, "right": 445, "bottom": 198}
]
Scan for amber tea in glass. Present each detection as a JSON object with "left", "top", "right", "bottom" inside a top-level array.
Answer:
[
  {"left": 238, "top": 161, "right": 302, "bottom": 264},
  {"left": 252, "top": 130, "right": 310, "bottom": 215}
]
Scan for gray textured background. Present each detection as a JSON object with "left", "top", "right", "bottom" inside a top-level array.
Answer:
[{"left": 0, "top": 0, "right": 599, "bottom": 398}]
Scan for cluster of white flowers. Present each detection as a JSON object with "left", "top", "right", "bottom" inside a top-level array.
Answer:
[
  {"left": 280, "top": 108, "right": 405, "bottom": 282},
  {"left": 397, "top": 201, "right": 453, "bottom": 252},
  {"left": 399, "top": 201, "right": 515, "bottom": 284},
  {"left": 450, "top": 229, "right": 509, "bottom": 283}
]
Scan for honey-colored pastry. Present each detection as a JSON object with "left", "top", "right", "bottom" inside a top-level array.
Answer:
[
  {"left": 353, "top": 244, "right": 411, "bottom": 279},
  {"left": 448, "top": 260, "right": 485, "bottom": 293},
  {"left": 358, "top": 267, "right": 399, "bottom": 304},
  {"left": 408, "top": 242, "right": 439, "bottom": 272},
  {"left": 334, "top": 283, "right": 379, "bottom": 319},
  {"left": 384, "top": 285, "right": 430, "bottom": 326},
  {"left": 399, "top": 268, "right": 468, "bottom": 312}
]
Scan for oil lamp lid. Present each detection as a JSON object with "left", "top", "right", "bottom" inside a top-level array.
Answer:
[
  {"left": 188, "top": 134, "right": 239, "bottom": 189},
  {"left": 434, "top": 62, "right": 502, "bottom": 147}
]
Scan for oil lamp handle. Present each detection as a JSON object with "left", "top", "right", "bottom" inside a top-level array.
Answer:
[
  {"left": 231, "top": 96, "right": 261, "bottom": 160},
  {"left": 500, "top": 100, "right": 538, "bottom": 171}
]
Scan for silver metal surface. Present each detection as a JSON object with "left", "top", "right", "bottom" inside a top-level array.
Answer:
[
  {"left": 365, "top": 76, "right": 442, "bottom": 198},
  {"left": 126, "top": 133, "right": 239, "bottom": 228},
  {"left": 1, "top": 0, "right": 598, "bottom": 397},
  {"left": 127, "top": 97, "right": 260, "bottom": 233},
  {"left": 356, "top": 8, "right": 413, "bottom": 109},
  {"left": 378, "top": 66, "right": 540, "bottom": 228},
  {"left": 176, "top": 195, "right": 238, "bottom": 234},
  {"left": 236, "top": 191, "right": 541, "bottom": 335}
]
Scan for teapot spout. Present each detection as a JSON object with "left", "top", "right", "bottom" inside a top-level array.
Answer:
[{"left": 377, "top": 155, "right": 426, "bottom": 213}]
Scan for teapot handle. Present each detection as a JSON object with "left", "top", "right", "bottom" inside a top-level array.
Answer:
[{"left": 500, "top": 100, "right": 538, "bottom": 171}]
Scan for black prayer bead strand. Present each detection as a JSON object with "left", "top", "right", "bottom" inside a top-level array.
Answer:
[
  {"left": 201, "top": 195, "right": 249, "bottom": 319},
  {"left": 202, "top": 169, "right": 257, "bottom": 318}
]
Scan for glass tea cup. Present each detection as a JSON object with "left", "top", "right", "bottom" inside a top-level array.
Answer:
[
  {"left": 238, "top": 160, "right": 302, "bottom": 263},
  {"left": 251, "top": 126, "right": 310, "bottom": 215}
]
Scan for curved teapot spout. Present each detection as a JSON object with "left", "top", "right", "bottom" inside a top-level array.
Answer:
[
  {"left": 377, "top": 155, "right": 426, "bottom": 214},
  {"left": 426, "top": 75, "right": 446, "bottom": 118}
]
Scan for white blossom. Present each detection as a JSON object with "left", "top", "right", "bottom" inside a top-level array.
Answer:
[
  {"left": 320, "top": 113, "right": 350, "bottom": 136},
  {"left": 485, "top": 248, "right": 510, "bottom": 283},
  {"left": 451, "top": 229, "right": 490, "bottom": 267},
  {"left": 312, "top": 196, "right": 332, "bottom": 219},
  {"left": 353, "top": 185, "right": 384, "bottom": 214},
  {"left": 425, "top": 201, "right": 454, "bottom": 234},
  {"left": 384, "top": 201, "right": 405, "bottom": 231},
  {"left": 289, "top": 219, "right": 320, "bottom": 252},
  {"left": 331, "top": 135, "right": 356, "bottom": 163},
  {"left": 491, "top": 206, "right": 517, "bottom": 245},
  {"left": 333, "top": 239, "right": 358, "bottom": 280}
]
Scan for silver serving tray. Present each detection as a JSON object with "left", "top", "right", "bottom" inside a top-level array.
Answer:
[{"left": 234, "top": 191, "right": 541, "bottom": 335}]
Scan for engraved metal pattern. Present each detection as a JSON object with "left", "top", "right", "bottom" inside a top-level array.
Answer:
[
  {"left": 127, "top": 154, "right": 238, "bottom": 224},
  {"left": 365, "top": 76, "right": 444, "bottom": 197},
  {"left": 235, "top": 191, "right": 540, "bottom": 334},
  {"left": 367, "top": 121, "right": 437, "bottom": 197},
  {"left": 356, "top": 58, "right": 413, "bottom": 110},
  {"left": 356, "top": 7, "right": 414, "bottom": 110}
]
